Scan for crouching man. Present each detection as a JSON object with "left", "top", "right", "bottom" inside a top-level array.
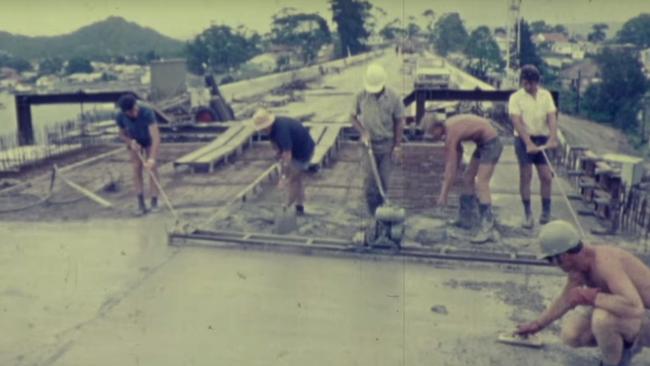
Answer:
[
  {"left": 252, "top": 109, "right": 315, "bottom": 215},
  {"left": 517, "top": 220, "right": 650, "bottom": 366},
  {"left": 424, "top": 113, "right": 503, "bottom": 243}
]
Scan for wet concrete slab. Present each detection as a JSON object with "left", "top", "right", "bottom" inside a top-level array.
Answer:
[{"left": 5, "top": 219, "right": 647, "bottom": 365}]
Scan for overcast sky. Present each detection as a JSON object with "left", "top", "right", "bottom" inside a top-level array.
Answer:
[{"left": 1, "top": 0, "right": 648, "bottom": 40}]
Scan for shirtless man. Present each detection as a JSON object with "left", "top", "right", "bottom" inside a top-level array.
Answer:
[
  {"left": 424, "top": 113, "right": 503, "bottom": 242},
  {"left": 517, "top": 220, "right": 650, "bottom": 366}
]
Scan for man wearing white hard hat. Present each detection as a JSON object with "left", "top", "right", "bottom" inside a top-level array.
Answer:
[
  {"left": 351, "top": 63, "right": 405, "bottom": 215},
  {"left": 516, "top": 220, "right": 650, "bottom": 366},
  {"left": 252, "top": 109, "right": 315, "bottom": 215}
]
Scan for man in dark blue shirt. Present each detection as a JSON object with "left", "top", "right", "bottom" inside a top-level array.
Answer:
[
  {"left": 115, "top": 94, "right": 161, "bottom": 215},
  {"left": 253, "top": 109, "right": 315, "bottom": 215}
]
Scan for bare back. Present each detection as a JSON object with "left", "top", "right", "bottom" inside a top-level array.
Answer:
[
  {"left": 586, "top": 245, "right": 650, "bottom": 308},
  {"left": 445, "top": 114, "right": 498, "bottom": 147}
]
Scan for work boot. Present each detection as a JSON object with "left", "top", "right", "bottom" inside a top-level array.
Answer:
[
  {"left": 295, "top": 204, "right": 305, "bottom": 216},
  {"left": 134, "top": 194, "right": 147, "bottom": 216},
  {"left": 522, "top": 213, "right": 534, "bottom": 229},
  {"left": 448, "top": 195, "right": 474, "bottom": 229},
  {"left": 471, "top": 213, "right": 496, "bottom": 244},
  {"left": 149, "top": 197, "right": 159, "bottom": 213},
  {"left": 539, "top": 211, "right": 551, "bottom": 225},
  {"left": 616, "top": 338, "right": 642, "bottom": 366}
]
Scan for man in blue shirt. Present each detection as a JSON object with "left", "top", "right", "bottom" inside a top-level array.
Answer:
[
  {"left": 253, "top": 109, "right": 315, "bottom": 215},
  {"left": 115, "top": 94, "right": 161, "bottom": 215}
]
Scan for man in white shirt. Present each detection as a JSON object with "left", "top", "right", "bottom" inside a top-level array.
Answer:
[{"left": 508, "top": 65, "right": 559, "bottom": 228}]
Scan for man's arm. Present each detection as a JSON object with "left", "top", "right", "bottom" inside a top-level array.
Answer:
[
  {"left": 148, "top": 124, "right": 161, "bottom": 161},
  {"left": 595, "top": 263, "right": 646, "bottom": 318},
  {"left": 546, "top": 111, "right": 558, "bottom": 148},
  {"left": 118, "top": 128, "right": 132, "bottom": 146},
  {"left": 537, "top": 276, "right": 583, "bottom": 327},
  {"left": 351, "top": 114, "right": 369, "bottom": 144},
  {"left": 393, "top": 117, "right": 404, "bottom": 148},
  {"left": 438, "top": 136, "right": 459, "bottom": 204},
  {"left": 350, "top": 94, "right": 369, "bottom": 144},
  {"left": 510, "top": 114, "right": 538, "bottom": 152},
  {"left": 517, "top": 272, "right": 585, "bottom": 334}
]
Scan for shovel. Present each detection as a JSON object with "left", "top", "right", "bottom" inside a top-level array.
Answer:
[{"left": 273, "top": 168, "right": 298, "bottom": 234}]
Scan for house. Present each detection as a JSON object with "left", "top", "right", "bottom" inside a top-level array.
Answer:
[
  {"left": 67, "top": 72, "right": 104, "bottom": 83},
  {"left": 544, "top": 55, "right": 572, "bottom": 69},
  {"left": 534, "top": 32, "right": 569, "bottom": 45},
  {"left": 267, "top": 44, "right": 303, "bottom": 69},
  {"left": 0, "top": 67, "right": 19, "bottom": 80},
  {"left": 551, "top": 42, "right": 586, "bottom": 60},
  {"left": 560, "top": 59, "right": 601, "bottom": 93},
  {"left": 35, "top": 75, "right": 61, "bottom": 89}
]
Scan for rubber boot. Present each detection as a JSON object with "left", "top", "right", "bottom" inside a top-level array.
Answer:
[
  {"left": 467, "top": 195, "right": 480, "bottom": 230},
  {"left": 448, "top": 194, "right": 472, "bottom": 229},
  {"left": 135, "top": 194, "right": 147, "bottom": 216}
]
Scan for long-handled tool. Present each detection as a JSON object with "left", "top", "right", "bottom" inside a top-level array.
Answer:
[
  {"left": 136, "top": 150, "right": 195, "bottom": 233},
  {"left": 540, "top": 147, "right": 587, "bottom": 237},
  {"left": 363, "top": 142, "right": 405, "bottom": 249},
  {"left": 274, "top": 165, "right": 298, "bottom": 235},
  {"left": 54, "top": 164, "right": 113, "bottom": 208}
]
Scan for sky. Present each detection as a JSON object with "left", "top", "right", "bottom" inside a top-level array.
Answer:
[{"left": 1, "top": 0, "right": 648, "bottom": 40}]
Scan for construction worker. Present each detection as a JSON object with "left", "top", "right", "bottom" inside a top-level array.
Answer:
[
  {"left": 351, "top": 63, "right": 405, "bottom": 216},
  {"left": 517, "top": 220, "right": 650, "bottom": 366},
  {"left": 252, "top": 109, "right": 315, "bottom": 215},
  {"left": 509, "top": 64, "right": 558, "bottom": 228},
  {"left": 115, "top": 94, "right": 160, "bottom": 215},
  {"left": 424, "top": 113, "right": 503, "bottom": 242}
]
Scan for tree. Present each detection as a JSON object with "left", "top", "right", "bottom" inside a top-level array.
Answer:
[
  {"left": 552, "top": 24, "right": 568, "bottom": 36},
  {"left": 0, "top": 52, "right": 33, "bottom": 72},
  {"left": 379, "top": 18, "right": 404, "bottom": 41},
  {"left": 406, "top": 15, "right": 421, "bottom": 38},
  {"left": 271, "top": 12, "right": 331, "bottom": 65},
  {"left": 581, "top": 47, "right": 648, "bottom": 131},
  {"left": 617, "top": 13, "right": 650, "bottom": 48},
  {"left": 38, "top": 57, "right": 64, "bottom": 75},
  {"left": 587, "top": 23, "right": 608, "bottom": 43},
  {"left": 134, "top": 50, "right": 159, "bottom": 65},
  {"left": 185, "top": 24, "right": 259, "bottom": 74},
  {"left": 329, "top": 0, "right": 373, "bottom": 57},
  {"left": 518, "top": 20, "right": 543, "bottom": 71},
  {"left": 464, "top": 26, "right": 504, "bottom": 79},
  {"left": 422, "top": 9, "right": 436, "bottom": 44},
  {"left": 65, "top": 57, "right": 93, "bottom": 74},
  {"left": 432, "top": 13, "right": 468, "bottom": 56},
  {"left": 530, "top": 20, "right": 551, "bottom": 34}
]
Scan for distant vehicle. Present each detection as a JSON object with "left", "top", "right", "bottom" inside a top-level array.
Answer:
[{"left": 414, "top": 57, "right": 451, "bottom": 89}]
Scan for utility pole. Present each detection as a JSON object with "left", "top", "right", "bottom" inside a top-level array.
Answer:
[{"left": 576, "top": 70, "right": 581, "bottom": 114}]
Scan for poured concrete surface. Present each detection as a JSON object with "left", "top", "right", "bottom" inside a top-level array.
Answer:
[{"left": 3, "top": 220, "right": 649, "bottom": 365}]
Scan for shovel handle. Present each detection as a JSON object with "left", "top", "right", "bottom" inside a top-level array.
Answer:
[{"left": 365, "top": 143, "right": 387, "bottom": 200}]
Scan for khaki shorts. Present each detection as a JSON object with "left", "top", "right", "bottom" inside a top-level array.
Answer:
[{"left": 472, "top": 137, "right": 503, "bottom": 164}]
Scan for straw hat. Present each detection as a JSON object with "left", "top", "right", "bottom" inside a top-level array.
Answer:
[{"left": 252, "top": 109, "right": 276, "bottom": 131}]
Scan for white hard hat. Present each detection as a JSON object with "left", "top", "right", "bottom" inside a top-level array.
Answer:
[
  {"left": 537, "top": 220, "right": 581, "bottom": 259},
  {"left": 364, "top": 63, "right": 387, "bottom": 93}
]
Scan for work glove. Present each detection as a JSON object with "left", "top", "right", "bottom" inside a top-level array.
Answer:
[{"left": 566, "top": 287, "right": 600, "bottom": 308}]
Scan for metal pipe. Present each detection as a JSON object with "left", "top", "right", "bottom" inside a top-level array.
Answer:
[{"left": 169, "top": 229, "right": 551, "bottom": 267}]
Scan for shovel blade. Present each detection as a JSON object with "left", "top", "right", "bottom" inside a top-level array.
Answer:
[{"left": 274, "top": 208, "right": 297, "bottom": 234}]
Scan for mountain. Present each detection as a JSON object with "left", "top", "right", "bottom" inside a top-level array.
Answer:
[{"left": 0, "top": 16, "right": 185, "bottom": 60}]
